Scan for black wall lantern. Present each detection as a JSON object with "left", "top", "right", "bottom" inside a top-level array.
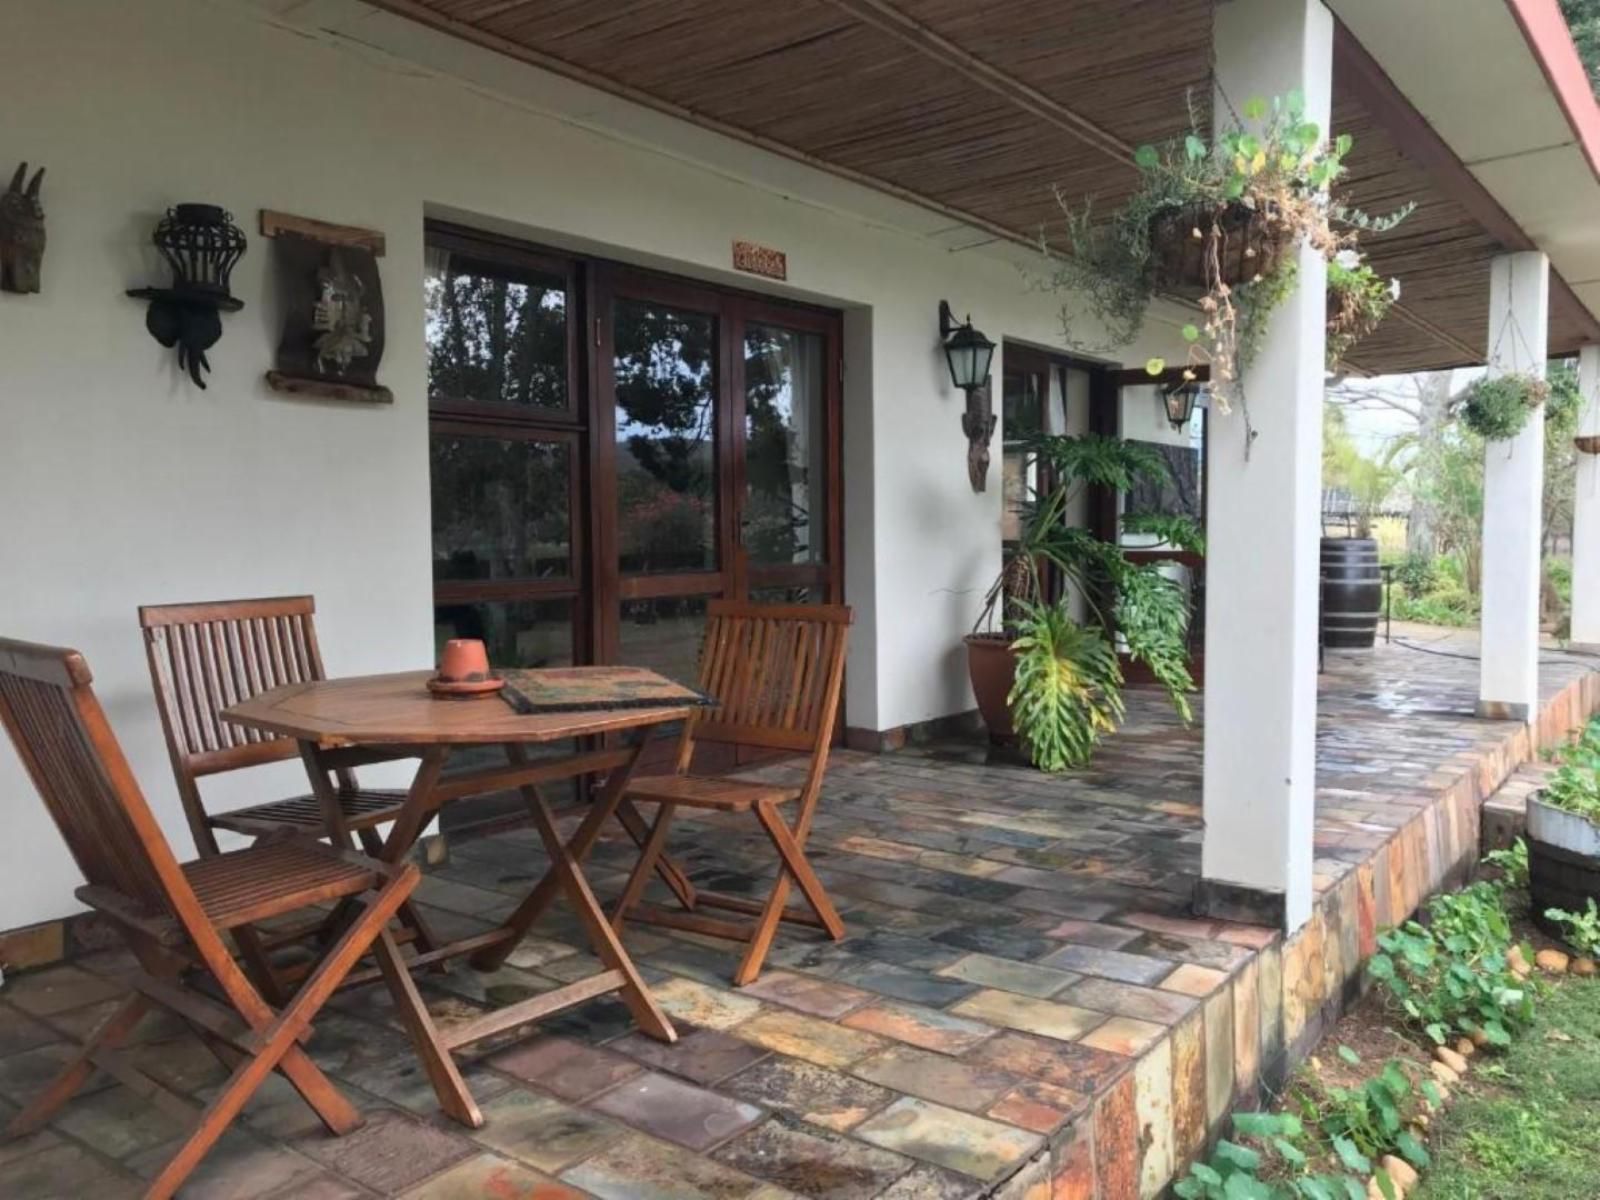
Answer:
[
  {"left": 939, "top": 300, "right": 997, "bottom": 493},
  {"left": 1163, "top": 380, "right": 1203, "bottom": 432},
  {"left": 127, "top": 204, "right": 247, "bottom": 389}
]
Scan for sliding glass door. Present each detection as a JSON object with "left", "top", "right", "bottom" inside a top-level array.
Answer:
[{"left": 426, "top": 226, "right": 843, "bottom": 698}]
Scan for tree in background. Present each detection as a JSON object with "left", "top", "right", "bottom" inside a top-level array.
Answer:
[
  {"left": 1561, "top": 0, "right": 1600, "bottom": 92},
  {"left": 1323, "top": 404, "right": 1406, "bottom": 540}
]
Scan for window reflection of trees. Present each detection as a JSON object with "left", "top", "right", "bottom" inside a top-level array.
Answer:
[
  {"left": 744, "top": 325, "right": 823, "bottom": 567},
  {"left": 424, "top": 265, "right": 566, "bottom": 410},
  {"left": 614, "top": 301, "right": 716, "bottom": 573},
  {"left": 429, "top": 437, "right": 570, "bottom": 582}
]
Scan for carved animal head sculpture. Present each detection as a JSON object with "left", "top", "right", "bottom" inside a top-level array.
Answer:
[{"left": 0, "top": 162, "right": 45, "bottom": 294}]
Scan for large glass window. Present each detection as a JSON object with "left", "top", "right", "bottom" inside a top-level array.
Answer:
[
  {"left": 425, "top": 253, "right": 568, "bottom": 413},
  {"left": 613, "top": 299, "right": 718, "bottom": 574},
  {"left": 430, "top": 435, "right": 571, "bottom": 582},
  {"left": 744, "top": 325, "right": 826, "bottom": 566}
]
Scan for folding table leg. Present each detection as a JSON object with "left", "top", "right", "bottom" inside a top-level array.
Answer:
[
  {"left": 469, "top": 740, "right": 679, "bottom": 970},
  {"left": 611, "top": 802, "right": 677, "bottom": 933},
  {"left": 513, "top": 753, "right": 675, "bottom": 1043}
]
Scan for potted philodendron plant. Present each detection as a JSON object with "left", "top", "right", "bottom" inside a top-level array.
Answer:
[
  {"left": 1529, "top": 719, "right": 1600, "bottom": 936},
  {"left": 966, "top": 433, "right": 1202, "bottom": 771},
  {"left": 1043, "top": 93, "right": 1410, "bottom": 430}
]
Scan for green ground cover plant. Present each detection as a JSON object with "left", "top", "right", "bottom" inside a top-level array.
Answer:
[{"left": 1367, "top": 881, "right": 1536, "bottom": 1048}]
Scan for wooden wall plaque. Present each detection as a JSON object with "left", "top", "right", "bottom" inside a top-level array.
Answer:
[{"left": 732, "top": 239, "right": 786, "bottom": 281}]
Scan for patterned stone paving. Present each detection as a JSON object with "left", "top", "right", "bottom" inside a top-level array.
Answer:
[{"left": 2, "top": 631, "right": 1597, "bottom": 1198}]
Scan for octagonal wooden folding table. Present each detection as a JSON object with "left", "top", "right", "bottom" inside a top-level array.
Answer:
[{"left": 223, "top": 668, "right": 693, "bottom": 1117}]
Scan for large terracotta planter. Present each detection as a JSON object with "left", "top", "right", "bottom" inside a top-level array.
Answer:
[
  {"left": 1529, "top": 793, "right": 1600, "bottom": 936},
  {"left": 964, "top": 632, "right": 1017, "bottom": 743}
]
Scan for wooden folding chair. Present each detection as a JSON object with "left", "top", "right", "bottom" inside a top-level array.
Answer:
[
  {"left": 0, "top": 638, "right": 480, "bottom": 1200},
  {"left": 612, "top": 601, "right": 851, "bottom": 985},
  {"left": 139, "top": 596, "right": 430, "bottom": 999}
]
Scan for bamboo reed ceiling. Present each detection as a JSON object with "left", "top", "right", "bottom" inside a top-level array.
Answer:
[{"left": 377, "top": 0, "right": 1598, "bottom": 373}]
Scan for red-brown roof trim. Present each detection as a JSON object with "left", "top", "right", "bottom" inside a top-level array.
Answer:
[{"left": 1505, "top": 0, "right": 1600, "bottom": 185}]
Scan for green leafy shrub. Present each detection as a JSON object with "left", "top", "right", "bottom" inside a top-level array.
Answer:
[
  {"left": 1483, "top": 838, "right": 1530, "bottom": 891},
  {"left": 1545, "top": 897, "right": 1600, "bottom": 957},
  {"left": 1368, "top": 881, "right": 1535, "bottom": 1047},
  {"left": 1456, "top": 373, "right": 1549, "bottom": 441},
  {"left": 1306, "top": 1047, "right": 1435, "bottom": 1173},
  {"left": 1539, "top": 713, "right": 1600, "bottom": 822},
  {"left": 1173, "top": 1110, "right": 1368, "bottom": 1200},
  {"left": 1393, "top": 552, "right": 1438, "bottom": 597}
]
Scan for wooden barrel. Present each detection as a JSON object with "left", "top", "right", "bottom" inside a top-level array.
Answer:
[{"left": 1320, "top": 537, "right": 1382, "bottom": 649}]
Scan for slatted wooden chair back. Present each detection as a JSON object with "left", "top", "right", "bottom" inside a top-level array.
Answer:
[
  {"left": 140, "top": 595, "right": 338, "bottom": 849},
  {"left": 678, "top": 601, "right": 851, "bottom": 773},
  {"left": 0, "top": 638, "right": 212, "bottom": 942}
]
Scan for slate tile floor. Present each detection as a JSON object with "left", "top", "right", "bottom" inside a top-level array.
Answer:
[{"left": 0, "top": 630, "right": 1593, "bottom": 1198}]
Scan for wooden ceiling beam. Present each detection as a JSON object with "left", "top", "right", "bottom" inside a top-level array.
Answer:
[
  {"left": 1334, "top": 19, "right": 1600, "bottom": 350},
  {"left": 819, "top": 0, "right": 1135, "bottom": 166}
]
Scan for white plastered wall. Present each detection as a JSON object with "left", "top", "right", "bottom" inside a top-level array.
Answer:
[{"left": 0, "top": 0, "right": 1188, "bottom": 927}]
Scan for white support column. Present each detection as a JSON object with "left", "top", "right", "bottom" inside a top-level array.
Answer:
[
  {"left": 1478, "top": 252, "right": 1549, "bottom": 720},
  {"left": 1571, "top": 346, "right": 1600, "bottom": 648},
  {"left": 1197, "top": 0, "right": 1331, "bottom": 934}
]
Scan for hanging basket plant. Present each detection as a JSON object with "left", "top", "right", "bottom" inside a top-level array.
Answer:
[
  {"left": 1575, "top": 435, "right": 1600, "bottom": 455},
  {"left": 1456, "top": 372, "right": 1549, "bottom": 441},
  {"left": 1326, "top": 252, "right": 1400, "bottom": 369},
  {"left": 1148, "top": 199, "right": 1295, "bottom": 295},
  {"left": 1042, "top": 92, "right": 1412, "bottom": 418}
]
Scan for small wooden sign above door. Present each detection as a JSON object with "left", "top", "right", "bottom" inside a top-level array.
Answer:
[{"left": 732, "top": 239, "right": 786, "bottom": 281}]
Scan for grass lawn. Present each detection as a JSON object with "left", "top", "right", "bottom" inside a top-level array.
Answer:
[{"left": 1413, "top": 976, "right": 1600, "bottom": 1199}]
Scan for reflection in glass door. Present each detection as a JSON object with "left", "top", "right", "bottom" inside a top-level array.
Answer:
[
  {"left": 608, "top": 288, "right": 722, "bottom": 685},
  {"left": 425, "top": 235, "right": 582, "bottom": 670},
  {"left": 426, "top": 227, "right": 843, "bottom": 706},
  {"left": 743, "top": 319, "right": 830, "bottom": 603}
]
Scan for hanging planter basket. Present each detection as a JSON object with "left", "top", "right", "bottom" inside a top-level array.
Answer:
[
  {"left": 1575, "top": 435, "right": 1600, "bottom": 455},
  {"left": 1148, "top": 200, "right": 1294, "bottom": 295},
  {"left": 1457, "top": 372, "right": 1549, "bottom": 441}
]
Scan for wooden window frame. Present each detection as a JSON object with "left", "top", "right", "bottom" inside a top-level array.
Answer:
[{"left": 426, "top": 222, "right": 844, "bottom": 681}]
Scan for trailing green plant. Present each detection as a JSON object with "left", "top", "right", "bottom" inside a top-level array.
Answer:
[
  {"left": 1006, "top": 600, "right": 1124, "bottom": 772},
  {"left": 1538, "top": 713, "right": 1600, "bottom": 821},
  {"left": 1043, "top": 90, "right": 1410, "bottom": 418},
  {"left": 1545, "top": 897, "right": 1600, "bottom": 957},
  {"left": 1173, "top": 1110, "right": 1369, "bottom": 1200},
  {"left": 1456, "top": 372, "right": 1550, "bottom": 441},
  {"left": 975, "top": 433, "right": 1200, "bottom": 770},
  {"left": 1304, "top": 1047, "right": 1435, "bottom": 1172},
  {"left": 1327, "top": 254, "right": 1400, "bottom": 369},
  {"left": 1368, "top": 880, "right": 1535, "bottom": 1047},
  {"left": 1483, "top": 837, "right": 1530, "bottom": 892}
]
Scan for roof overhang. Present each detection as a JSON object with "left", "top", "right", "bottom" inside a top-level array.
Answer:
[
  {"left": 243, "top": 0, "right": 1600, "bottom": 373},
  {"left": 1330, "top": 0, "right": 1600, "bottom": 338}
]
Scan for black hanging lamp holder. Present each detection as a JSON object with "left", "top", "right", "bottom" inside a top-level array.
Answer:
[{"left": 127, "top": 204, "right": 246, "bottom": 389}]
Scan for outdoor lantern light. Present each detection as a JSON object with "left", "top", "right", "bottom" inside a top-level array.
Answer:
[
  {"left": 1163, "top": 380, "right": 1203, "bottom": 432},
  {"left": 939, "top": 300, "right": 996, "bottom": 392},
  {"left": 127, "top": 204, "right": 247, "bottom": 390},
  {"left": 939, "top": 300, "right": 998, "bottom": 494}
]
